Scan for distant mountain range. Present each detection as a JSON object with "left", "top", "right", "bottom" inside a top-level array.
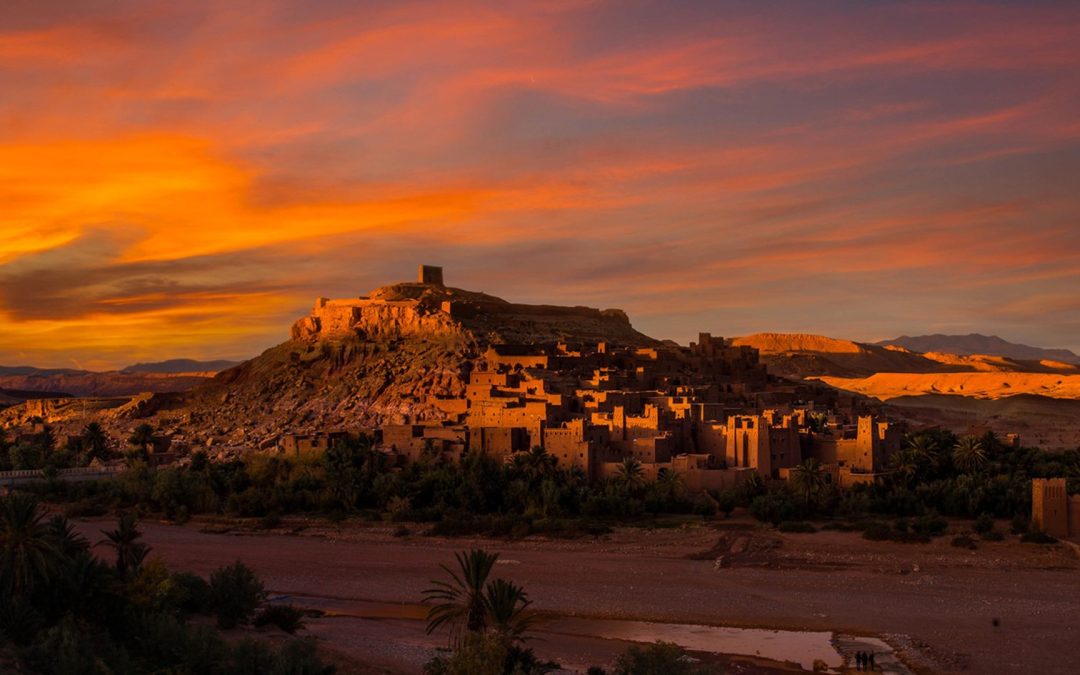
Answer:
[
  {"left": 0, "top": 358, "right": 243, "bottom": 400},
  {"left": 876, "top": 334, "right": 1080, "bottom": 365},
  {"left": 121, "top": 359, "right": 243, "bottom": 374}
]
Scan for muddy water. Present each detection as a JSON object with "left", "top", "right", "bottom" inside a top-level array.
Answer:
[
  {"left": 277, "top": 593, "right": 910, "bottom": 672},
  {"left": 545, "top": 617, "right": 840, "bottom": 671}
]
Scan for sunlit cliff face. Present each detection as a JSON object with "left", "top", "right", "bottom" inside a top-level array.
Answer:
[{"left": 1, "top": 1, "right": 1078, "bottom": 369}]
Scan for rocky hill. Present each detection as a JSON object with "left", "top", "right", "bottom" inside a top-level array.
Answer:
[{"left": 0, "top": 275, "right": 659, "bottom": 450}]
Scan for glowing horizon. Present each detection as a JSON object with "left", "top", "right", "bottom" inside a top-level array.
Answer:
[{"left": 2, "top": 0, "right": 1078, "bottom": 369}]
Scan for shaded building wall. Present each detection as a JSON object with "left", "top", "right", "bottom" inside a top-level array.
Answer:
[{"left": 1032, "top": 478, "right": 1069, "bottom": 538}]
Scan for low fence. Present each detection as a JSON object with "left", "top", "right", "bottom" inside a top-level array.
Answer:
[{"left": 0, "top": 464, "right": 127, "bottom": 487}]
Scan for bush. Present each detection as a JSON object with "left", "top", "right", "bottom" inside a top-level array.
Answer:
[
  {"left": 1010, "top": 513, "right": 1029, "bottom": 535},
  {"left": 911, "top": 513, "right": 948, "bottom": 537},
  {"left": 749, "top": 492, "right": 798, "bottom": 526},
  {"left": 862, "top": 522, "right": 892, "bottom": 541},
  {"left": 254, "top": 604, "right": 306, "bottom": 634},
  {"left": 974, "top": 513, "right": 994, "bottom": 536},
  {"left": 613, "top": 640, "right": 719, "bottom": 675},
  {"left": 1021, "top": 530, "right": 1058, "bottom": 544},
  {"left": 173, "top": 571, "right": 212, "bottom": 614},
  {"left": 209, "top": 560, "right": 267, "bottom": 628},
  {"left": 393, "top": 524, "right": 411, "bottom": 537},
  {"left": 982, "top": 529, "right": 1005, "bottom": 541},
  {"left": 951, "top": 535, "right": 978, "bottom": 550},
  {"left": 777, "top": 521, "right": 816, "bottom": 533}
]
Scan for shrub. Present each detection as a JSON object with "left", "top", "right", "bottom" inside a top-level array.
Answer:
[
  {"left": 1021, "top": 530, "right": 1057, "bottom": 544},
  {"left": 254, "top": 604, "right": 306, "bottom": 634},
  {"left": 974, "top": 513, "right": 994, "bottom": 536},
  {"left": 777, "top": 521, "right": 817, "bottom": 533},
  {"left": 982, "top": 529, "right": 1005, "bottom": 541},
  {"left": 749, "top": 492, "right": 798, "bottom": 526},
  {"left": 173, "top": 571, "right": 212, "bottom": 614},
  {"left": 393, "top": 524, "right": 411, "bottom": 537},
  {"left": 862, "top": 522, "right": 892, "bottom": 541},
  {"left": 1010, "top": 513, "right": 1029, "bottom": 535},
  {"left": 911, "top": 513, "right": 948, "bottom": 537},
  {"left": 209, "top": 560, "right": 267, "bottom": 628},
  {"left": 951, "top": 535, "right": 978, "bottom": 549},
  {"left": 613, "top": 640, "right": 719, "bottom": 675}
]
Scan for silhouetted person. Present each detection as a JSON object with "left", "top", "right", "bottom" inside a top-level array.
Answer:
[
  {"left": 855, "top": 651, "right": 864, "bottom": 670},
  {"left": 869, "top": 652, "right": 876, "bottom": 670}
]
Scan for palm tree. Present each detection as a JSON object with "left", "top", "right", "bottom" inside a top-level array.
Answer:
[
  {"left": 127, "top": 423, "right": 156, "bottom": 459},
  {"left": 952, "top": 436, "right": 988, "bottom": 474},
  {"left": 423, "top": 548, "right": 499, "bottom": 638},
  {"left": 514, "top": 447, "right": 556, "bottom": 484},
  {"left": 80, "top": 422, "right": 110, "bottom": 463},
  {"left": 616, "top": 457, "right": 646, "bottom": 491},
  {"left": 484, "top": 578, "right": 535, "bottom": 642},
  {"left": 99, "top": 512, "right": 149, "bottom": 577},
  {"left": 0, "top": 493, "right": 59, "bottom": 597},
  {"left": 45, "top": 515, "right": 89, "bottom": 559},
  {"left": 889, "top": 449, "right": 920, "bottom": 488},
  {"left": 790, "top": 458, "right": 827, "bottom": 509},
  {"left": 656, "top": 468, "right": 685, "bottom": 500},
  {"left": 904, "top": 433, "right": 940, "bottom": 473}
]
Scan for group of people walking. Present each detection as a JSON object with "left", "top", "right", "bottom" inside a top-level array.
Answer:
[{"left": 854, "top": 650, "right": 876, "bottom": 670}]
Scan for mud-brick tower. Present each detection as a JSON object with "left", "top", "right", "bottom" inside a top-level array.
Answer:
[
  {"left": 418, "top": 264, "right": 444, "bottom": 286},
  {"left": 1032, "top": 478, "right": 1068, "bottom": 537}
]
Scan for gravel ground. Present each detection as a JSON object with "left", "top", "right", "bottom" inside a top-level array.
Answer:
[{"left": 71, "top": 517, "right": 1080, "bottom": 674}]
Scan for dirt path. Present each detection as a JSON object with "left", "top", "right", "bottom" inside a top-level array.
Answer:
[{"left": 73, "top": 518, "right": 1080, "bottom": 674}]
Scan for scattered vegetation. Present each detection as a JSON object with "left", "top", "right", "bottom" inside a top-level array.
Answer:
[
  {"left": 422, "top": 548, "right": 556, "bottom": 675},
  {"left": 0, "top": 493, "right": 332, "bottom": 673}
]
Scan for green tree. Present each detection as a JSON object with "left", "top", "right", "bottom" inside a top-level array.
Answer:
[
  {"left": 952, "top": 436, "right": 988, "bottom": 474},
  {"left": 615, "top": 457, "right": 646, "bottom": 492},
  {"left": 790, "top": 458, "right": 827, "bottom": 510},
  {"left": 0, "top": 493, "right": 59, "bottom": 597},
  {"left": 128, "top": 423, "right": 156, "bottom": 459},
  {"left": 483, "top": 577, "right": 535, "bottom": 642},
  {"left": 655, "top": 468, "right": 685, "bottom": 502},
  {"left": 81, "top": 422, "right": 111, "bottom": 463},
  {"left": 209, "top": 560, "right": 267, "bottom": 629},
  {"left": 99, "top": 512, "right": 149, "bottom": 577},
  {"left": 424, "top": 548, "right": 499, "bottom": 638}
]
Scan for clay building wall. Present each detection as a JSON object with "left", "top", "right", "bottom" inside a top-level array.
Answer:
[
  {"left": 1032, "top": 478, "right": 1069, "bottom": 538},
  {"left": 469, "top": 426, "right": 529, "bottom": 459}
]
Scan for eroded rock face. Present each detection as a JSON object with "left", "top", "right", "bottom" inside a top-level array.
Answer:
[{"left": 292, "top": 282, "right": 655, "bottom": 347}]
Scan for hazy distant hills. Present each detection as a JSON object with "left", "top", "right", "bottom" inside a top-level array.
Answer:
[
  {"left": 0, "top": 359, "right": 243, "bottom": 399},
  {"left": 121, "top": 359, "right": 242, "bottom": 374},
  {"left": 876, "top": 334, "right": 1080, "bottom": 365}
]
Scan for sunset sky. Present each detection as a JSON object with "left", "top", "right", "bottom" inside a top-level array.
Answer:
[{"left": 2, "top": 0, "right": 1078, "bottom": 370}]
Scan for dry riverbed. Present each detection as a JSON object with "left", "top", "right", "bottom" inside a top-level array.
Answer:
[{"left": 69, "top": 516, "right": 1080, "bottom": 674}]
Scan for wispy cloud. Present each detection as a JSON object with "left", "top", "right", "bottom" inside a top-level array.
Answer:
[{"left": 1, "top": 0, "right": 1078, "bottom": 366}]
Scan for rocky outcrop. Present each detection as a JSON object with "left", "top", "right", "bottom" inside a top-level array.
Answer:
[{"left": 291, "top": 282, "right": 656, "bottom": 348}]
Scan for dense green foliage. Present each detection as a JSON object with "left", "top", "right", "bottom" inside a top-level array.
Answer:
[
  {"left": 13, "top": 427, "right": 1079, "bottom": 540},
  {"left": 0, "top": 493, "right": 332, "bottom": 674},
  {"left": 30, "top": 437, "right": 712, "bottom": 537},
  {"left": 721, "top": 430, "right": 1079, "bottom": 531}
]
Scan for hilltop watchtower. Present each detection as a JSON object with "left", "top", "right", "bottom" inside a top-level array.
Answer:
[{"left": 418, "top": 264, "right": 444, "bottom": 286}]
